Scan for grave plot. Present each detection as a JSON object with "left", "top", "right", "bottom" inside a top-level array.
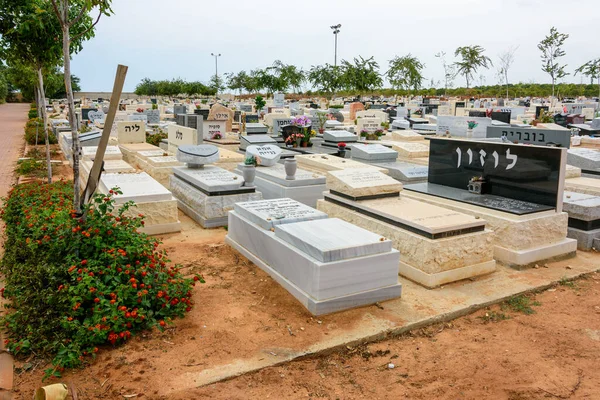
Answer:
[
  {"left": 391, "top": 130, "right": 425, "bottom": 142},
  {"left": 295, "top": 154, "right": 388, "bottom": 180},
  {"left": 226, "top": 198, "right": 402, "bottom": 315},
  {"left": 349, "top": 143, "right": 428, "bottom": 184},
  {"left": 567, "top": 148, "right": 600, "bottom": 175},
  {"left": 169, "top": 145, "right": 262, "bottom": 228},
  {"left": 81, "top": 145, "right": 122, "bottom": 161},
  {"left": 233, "top": 145, "right": 326, "bottom": 207},
  {"left": 59, "top": 130, "right": 102, "bottom": 165},
  {"left": 317, "top": 169, "right": 496, "bottom": 288},
  {"left": 403, "top": 137, "right": 576, "bottom": 268},
  {"left": 563, "top": 191, "right": 600, "bottom": 250},
  {"left": 80, "top": 159, "right": 135, "bottom": 188},
  {"left": 322, "top": 130, "right": 357, "bottom": 148},
  {"left": 98, "top": 172, "right": 181, "bottom": 235}
]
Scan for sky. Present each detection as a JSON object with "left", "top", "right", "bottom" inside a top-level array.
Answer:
[{"left": 72, "top": 0, "right": 600, "bottom": 93}]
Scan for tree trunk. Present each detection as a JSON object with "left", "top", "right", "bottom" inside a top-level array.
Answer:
[
  {"left": 37, "top": 67, "right": 52, "bottom": 184},
  {"left": 61, "top": 0, "right": 81, "bottom": 212},
  {"left": 505, "top": 70, "right": 509, "bottom": 100}
]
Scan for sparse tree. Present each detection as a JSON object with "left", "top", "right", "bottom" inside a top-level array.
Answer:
[
  {"left": 575, "top": 58, "right": 600, "bottom": 100},
  {"left": 386, "top": 54, "right": 425, "bottom": 95},
  {"left": 538, "top": 27, "right": 569, "bottom": 98},
  {"left": 339, "top": 56, "right": 382, "bottom": 93},
  {"left": 453, "top": 45, "right": 492, "bottom": 89},
  {"left": 498, "top": 46, "right": 518, "bottom": 100},
  {"left": 49, "top": 0, "right": 113, "bottom": 212},
  {"left": 435, "top": 51, "right": 455, "bottom": 97},
  {"left": 308, "top": 64, "right": 341, "bottom": 95}
]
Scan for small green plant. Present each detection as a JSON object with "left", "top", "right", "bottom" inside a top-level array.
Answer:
[
  {"left": 558, "top": 276, "right": 576, "bottom": 288},
  {"left": 152, "top": 104, "right": 158, "bottom": 110},
  {"left": 24, "top": 118, "right": 57, "bottom": 145},
  {"left": 381, "top": 121, "right": 390, "bottom": 130},
  {"left": 478, "top": 310, "right": 510, "bottom": 323},
  {"left": 538, "top": 110, "right": 554, "bottom": 123},
  {"left": 15, "top": 159, "right": 52, "bottom": 178},
  {"left": 28, "top": 109, "right": 38, "bottom": 119},
  {"left": 255, "top": 95, "right": 266, "bottom": 111},
  {"left": 244, "top": 155, "right": 258, "bottom": 166},
  {"left": 79, "top": 125, "right": 92, "bottom": 134},
  {"left": 146, "top": 130, "right": 167, "bottom": 147},
  {"left": 502, "top": 295, "right": 540, "bottom": 315}
]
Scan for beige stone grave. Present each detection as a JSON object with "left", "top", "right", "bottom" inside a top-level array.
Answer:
[
  {"left": 564, "top": 177, "right": 600, "bottom": 196},
  {"left": 391, "top": 130, "right": 425, "bottom": 142},
  {"left": 317, "top": 169, "right": 496, "bottom": 288},
  {"left": 390, "top": 142, "right": 430, "bottom": 159},
  {"left": 117, "top": 121, "right": 146, "bottom": 144},
  {"left": 119, "top": 142, "right": 162, "bottom": 165},
  {"left": 295, "top": 154, "right": 389, "bottom": 182},
  {"left": 207, "top": 104, "right": 234, "bottom": 132}
]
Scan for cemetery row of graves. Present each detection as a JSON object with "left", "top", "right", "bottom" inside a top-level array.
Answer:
[{"left": 4, "top": 90, "right": 600, "bottom": 384}]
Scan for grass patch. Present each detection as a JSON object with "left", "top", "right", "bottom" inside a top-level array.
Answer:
[
  {"left": 559, "top": 276, "right": 577, "bottom": 288},
  {"left": 502, "top": 295, "right": 540, "bottom": 315},
  {"left": 478, "top": 311, "right": 510, "bottom": 323}
]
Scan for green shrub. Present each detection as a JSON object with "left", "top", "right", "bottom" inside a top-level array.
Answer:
[
  {"left": 0, "top": 182, "right": 202, "bottom": 379},
  {"left": 146, "top": 131, "right": 167, "bottom": 147},
  {"left": 24, "top": 118, "right": 57, "bottom": 145},
  {"left": 28, "top": 109, "right": 38, "bottom": 119},
  {"left": 15, "top": 159, "right": 54, "bottom": 178}
]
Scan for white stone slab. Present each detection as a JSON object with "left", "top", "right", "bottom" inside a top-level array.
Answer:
[
  {"left": 328, "top": 169, "right": 402, "bottom": 198},
  {"left": 99, "top": 172, "right": 172, "bottom": 204},
  {"left": 323, "top": 130, "right": 357, "bottom": 143},
  {"left": 252, "top": 163, "right": 325, "bottom": 187},
  {"left": 234, "top": 198, "right": 328, "bottom": 230},
  {"left": 240, "top": 134, "right": 277, "bottom": 150},
  {"left": 275, "top": 218, "right": 392, "bottom": 262},
  {"left": 246, "top": 144, "right": 282, "bottom": 167},
  {"left": 173, "top": 165, "right": 243, "bottom": 193},
  {"left": 351, "top": 143, "right": 398, "bottom": 162},
  {"left": 81, "top": 145, "right": 122, "bottom": 161},
  {"left": 147, "top": 156, "right": 181, "bottom": 166},
  {"left": 177, "top": 144, "right": 220, "bottom": 165},
  {"left": 391, "top": 130, "right": 424, "bottom": 142}
]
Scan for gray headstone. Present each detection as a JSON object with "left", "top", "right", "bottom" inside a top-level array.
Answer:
[{"left": 176, "top": 144, "right": 220, "bottom": 166}]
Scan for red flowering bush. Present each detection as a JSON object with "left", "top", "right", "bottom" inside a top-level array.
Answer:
[{"left": 0, "top": 181, "right": 202, "bottom": 379}]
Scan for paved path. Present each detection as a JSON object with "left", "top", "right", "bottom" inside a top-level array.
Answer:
[
  {"left": 0, "top": 103, "right": 29, "bottom": 398},
  {"left": 0, "top": 103, "right": 29, "bottom": 198}
]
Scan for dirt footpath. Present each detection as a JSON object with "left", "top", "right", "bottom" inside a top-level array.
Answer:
[{"left": 0, "top": 103, "right": 29, "bottom": 198}]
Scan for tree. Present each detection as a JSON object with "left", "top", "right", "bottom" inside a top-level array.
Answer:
[
  {"left": 308, "top": 64, "right": 341, "bottom": 94},
  {"left": 339, "top": 56, "right": 382, "bottom": 93},
  {"left": 453, "top": 45, "right": 492, "bottom": 89},
  {"left": 386, "top": 54, "right": 425, "bottom": 94},
  {"left": 435, "top": 51, "right": 455, "bottom": 97},
  {"left": 538, "top": 27, "right": 569, "bottom": 98},
  {"left": 268, "top": 61, "right": 305, "bottom": 93},
  {"left": 208, "top": 74, "right": 224, "bottom": 94},
  {"left": 49, "top": 0, "right": 113, "bottom": 212},
  {"left": 498, "top": 46, "right": 518, "bottom": 100},
  {"left": 225, "top": 71, "right": 247, "bottom": 95},
  {"left": 575, "top": 58, "right": 600, "bottom": 100}
]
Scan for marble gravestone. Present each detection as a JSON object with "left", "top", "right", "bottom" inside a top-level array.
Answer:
[
  {"left": 81, "top": 145, "right": 122, "bottom": 161},
  {"left": 240, "top": 134, "right": 278, "bottom": 151},
  {"left": 207, "top": 103, "right": 234, "bottom": 132},
  {"left": 402, "top": 137, "right": 577, "bottom": 268},
  {"left": 563, "top": 191, "right": 600, "bottom": 250},
  {"left": 169, "top": 145, "right": 262, "bottom": 228},
  {"left": 486, "top": 125, "right": 571, "bottom": 148},
  {"left": 167, "top": 124, "right": 202, "bottom": 153},
  {"left": 322, "top": 130, "right": 357, "bottom": 147},
  {"left": 117, "top": 121, "right": 146, "bottom": 144},
  {"left": 317, "top": 169, "right": 496, "bottom": 288},
  {"left": 567, "top": 148, "right": 600, "bottom": 174},
  {"left": 226, "top": 198, "right": 402, "bottom": 315},
  {"left": 203, "top": 121, "right": 226, "bottom": 140},
  {"left": 246, "top": 144, "right": 282, "bottom": 167},
  {"left": 351, "top": 144, "right": 397, "bottom": 163},
  {"left": 246, "top": 123, "right": 268, "bottom": 135},
  {"left": 234, "top": 161, "right": 327, "bottom": 207},
  {"left": 349, "top": 143, "right": 428, "bottom": 183},
  {"left": 98, "top": 172, "right": 181, "bottom": 235}
]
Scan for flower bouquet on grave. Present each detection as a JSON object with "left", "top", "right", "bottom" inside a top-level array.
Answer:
[
  {"left": 316, "top": 112, "right": 328, "bottom": 133},
  {"left": 291, "top": 115, "right": 313, "bottom": 147},
  {"left": 337, "top": 142, "right": 347, "bottom": 157},
  {"left": 136, "top": 108, "right": 144, "bottom": 114},
  {"left": 285, "top": 133, "right": 304, "bottom": 148},
  {"left": 414, "top": 109, "right": 423, "bottom": 116},
  {"left": 360, "top": 129, "right": 369, "bottom": 140},
  {"left": 211, "top": 132, "right": 222, "bottom": 140},
  {"left": 466, "top": 120, "right": 478, "bottom": 138},
  {"left": 374, "top": 129, "right": 385, "bottom": 139}
]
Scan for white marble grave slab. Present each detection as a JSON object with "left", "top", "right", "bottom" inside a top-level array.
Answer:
[
  {"left": 351, "top": 143, "right": 398, "bottom": 162},
  {"left": 234, "top": 198, "right": 328, "bottom": 230},
  {"left": 323, "top": 130, "right": 357, "bottom": 143},
  {"left": 246, "top": 144, "right": 282, "bottom": 167},
  {"left": 177, "top": 144, "right": 220, "bottom": 165},
  {"left": 99, "top": 172, "right": 172, "bottom": 204},
  {"left": 81, "top": 145, "right": 122, "bottom": 161},
  {"left": 253, "top": 163, "right": 325, "bottom": 187},
  {"left": 328, "top": 169, "right": 402, "bottom": 198},
  {"left": 275, "top": 218, "right": 392, "bottom": 262},
  {"left": 173, "top": 165, "right": 242, "bottom": 193}
]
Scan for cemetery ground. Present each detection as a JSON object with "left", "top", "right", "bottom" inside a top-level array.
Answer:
[{"left": 0, "top": 104, "right": 599, "bottom": 399}]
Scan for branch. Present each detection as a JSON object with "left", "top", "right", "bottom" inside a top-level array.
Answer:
[
  {"left": 70, "top": 3, "right": 90, "bottom": 27},
  {"left": 72, "top": 10, "right": 102, "bottom": 41},
  {"left": 50, "top": 0, "right": 65, "bottom": 28}
]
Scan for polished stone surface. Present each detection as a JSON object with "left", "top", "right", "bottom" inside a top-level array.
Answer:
[
  {"left": 243, "top": 163, "right": 325, "bottom": 187},
  {"left": 240, "top": 134, "right": 277, "bottom": 150},
  {"left": 173, "top": 165, "right": 244, "bottom": 193},
  {"left": 350, "top": 143, "right": 398, "bottom": 162},
  {"left": 567, "top": 148, "right": 600, "bottom": 172},
  {"left": 234, "top": 198, "right": 328, "bottom": 230},
  {"left": 99, "top": 172, "right": 173, "bottom": 204},
  {"left": 371, "top": 161, "right": 429, "bottom": 183},
  {"left": 176, "top": 144, "right": 220, "bottom": 165},
  {"left": 275, "top": 218, "right": 392, "bottom": 262},
  {"left": 246, "top": 144, "right": 282, "bottom": 167},
  {"left": 405, "top": 182, "right": 554, "bottom": 215},
  {"left": 328, "top": 169, "right": 402, "bottom": 199},
  {"left": 323, "top": 130, "right": 357, "bottom": 143}
]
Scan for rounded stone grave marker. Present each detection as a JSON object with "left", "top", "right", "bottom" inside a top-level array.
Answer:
[
  {"left": 177, "top": 144, "right": 220, "bottom": 167},
  {"left": 246, "top": 144, "right": 282, "bottom": 167}
]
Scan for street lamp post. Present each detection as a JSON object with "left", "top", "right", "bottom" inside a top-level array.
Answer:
[
  {"left": 211, "top": 52, "right": 221, "bottom": 92},
  {"left": 330, "top": 24, "right": 341, "bottom": 67}
]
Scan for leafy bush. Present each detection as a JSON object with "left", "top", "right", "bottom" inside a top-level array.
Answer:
[
  {"left": 0, "top": 181, "right": 202, "bottom": 378},
  {"left": 24, "top": 118, "right": 57, "bottom": 145},
  {"left": 28, "top": 109, "right": 38, "bottom": 119},
  {"left": 15, "top": 159, "right": 54, "bottom": 178},
  {"left": 146, "top": 131, "right": 167, "bottom": 147}
]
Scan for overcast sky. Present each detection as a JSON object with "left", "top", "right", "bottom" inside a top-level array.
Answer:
[{"left": 72, "top": 0, "right": 600, "bottom": 92}]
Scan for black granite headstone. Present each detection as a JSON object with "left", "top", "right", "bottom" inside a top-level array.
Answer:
[
  {"left": 245, "top": 114, "right": 259, "bottom": 123},
  {"left": 490, "top": 111, "right": 511, "bottom": 124},
  {"left": 426, "top": 137, "right": 564, "bottom": 209},
  {"left": 486, "top": 126, "right": 571, "bottom": 148},
  {"left": 81, "top": 108, "right": 97, "bottom": 121},
  {"left": 455, "top": 101, "right": 465, "bottom": 109},
  {"left": 553, "top": 113, "right": 568, "bottom": 127}
]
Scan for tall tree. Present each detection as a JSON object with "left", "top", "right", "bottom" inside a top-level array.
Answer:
[
  {"left": 435, "top": 51, "right": 455, "bottom": 97},
  {"left": 340, "top": 56, "right": 382, "bottom": 93},
  {"left": 575, "top": 58, "right": 600, "bottom": 100},
  {"left": 49, "top": 0, "right": 112, "bottom": 212},
  {"left": 386, "top": 54, "right": 425, "bottom": 94},
  {"left": 453, "top": 45, "right": 492, "bottom": 89},
  {"left": 498, "top": 46, "right": 518, "bottom": 100},
  {"left": 538, "top": 27, "right": 569, "bottom": 98},
  {"left": 308, "top": 64, "right": 341, "bottom": 95}
]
